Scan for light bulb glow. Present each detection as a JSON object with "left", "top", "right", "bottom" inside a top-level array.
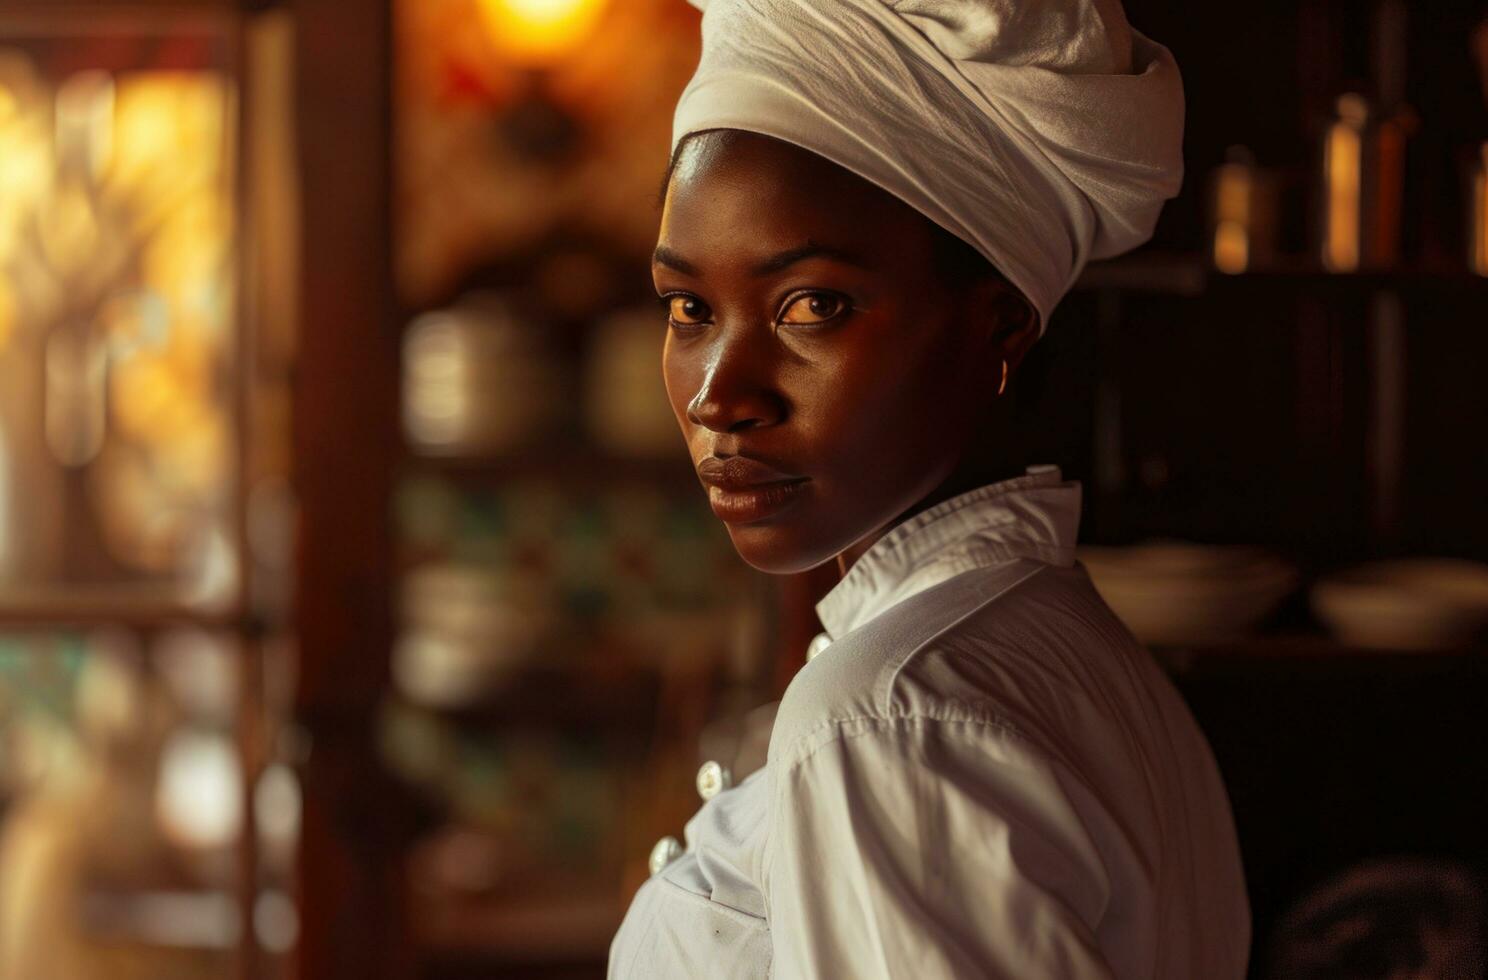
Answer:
[
  {"left": 477, "top": 0, "right": 609, "bottom": 64},
  {"left": 155, "top": 730, "right": 243, "bottom": 850}
]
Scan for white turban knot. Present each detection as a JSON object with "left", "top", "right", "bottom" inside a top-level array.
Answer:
[{"left": 671, "top": 0, "right": 1186, "bottom": 333}]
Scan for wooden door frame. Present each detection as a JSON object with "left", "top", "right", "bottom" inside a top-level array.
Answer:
[{"left": 291, "top": 0, "right": 411, "bottom": 976}]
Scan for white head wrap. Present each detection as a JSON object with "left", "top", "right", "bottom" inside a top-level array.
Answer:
[{"left": 670, "top": 0, "right": 1185, "bottom": 333}]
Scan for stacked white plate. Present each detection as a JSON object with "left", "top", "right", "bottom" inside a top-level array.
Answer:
[
  {"left": 402, "top": 295, "right": 567, "bottom": 457},
  {"left": 394, "top": 562, "right": 549, "bottom": 708},
  {"left": 1078, "top": 540, "right": 1299, "bottom": 647},
  {"left": 1311, "top": 558, "right": 1488, "bottom": 651},
  {"left": 584, "top": 306, "right": 680, "bottom": 458}
]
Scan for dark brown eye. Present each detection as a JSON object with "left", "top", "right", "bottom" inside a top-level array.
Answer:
[
  {"left": 779, "top": 292, "right": 846, "bottom": 325},
  {"left": 667, "top": 295, "right": 710, "bottom": 325}
]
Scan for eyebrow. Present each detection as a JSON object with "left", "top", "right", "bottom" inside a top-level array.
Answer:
[
  {"left": 652, "top": 245, "right": 699, "bottom": 276},
  {"left": 651, "top": 241, "right": 870, "bottom": 278}
]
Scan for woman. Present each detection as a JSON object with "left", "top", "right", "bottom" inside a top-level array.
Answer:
[{"left": 610, "top": 0, "right": 1250, "bottom": 976}]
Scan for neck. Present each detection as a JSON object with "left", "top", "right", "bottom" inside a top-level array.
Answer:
[{"left": 833, "top": 451, "right": 1025, "bottom": 579}]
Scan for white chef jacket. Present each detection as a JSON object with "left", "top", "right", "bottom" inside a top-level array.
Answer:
[{"left": 609, "top": 465, "right": 1251, "bottom": 978}]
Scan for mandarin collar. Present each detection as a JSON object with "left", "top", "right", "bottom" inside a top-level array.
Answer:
[{"left": 814, "top": 464, "right": 1083, "bottom": 640}]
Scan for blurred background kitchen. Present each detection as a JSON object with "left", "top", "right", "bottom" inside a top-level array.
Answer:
[{"left": 1, "top": 0, "right": 1488, "bottom": 978}]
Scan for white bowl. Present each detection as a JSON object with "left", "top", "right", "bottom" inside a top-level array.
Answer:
[
  {"left": 1311, "top": 559, "right": 1488, "bottom": 651},
  {"left": 1078, "top": 540, "right": 1298, "bottom": 647}
]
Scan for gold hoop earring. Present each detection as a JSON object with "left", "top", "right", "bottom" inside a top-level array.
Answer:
[{"left": 997, "top": 358, "right": 1008, "bottom": 396}]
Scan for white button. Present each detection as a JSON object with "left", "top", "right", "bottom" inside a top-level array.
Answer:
[
  {"left": 805, "top": 631, "right": 833, "bottom": 663},
  {"left": 648, "top": 835, "right": 682, "bottom": 876},
  {"left": 1026, "top": 463, "right": 1060, "bottom": 476},
  {"left": 695, "top": 760, "right": 732, "bottom": 800}
]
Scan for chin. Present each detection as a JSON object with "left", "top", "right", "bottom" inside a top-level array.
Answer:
[{"left": 722, "top": 522, "right": 842, "bottom": 576}]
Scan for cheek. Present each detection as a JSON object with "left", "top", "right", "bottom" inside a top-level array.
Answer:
[
  {"left": 790, "top": 330, "right": 978, "bottom": 534},
  {"left": 800, "top": 330, "right": 969, "bottom": 463},
  {"left": 895, "top": 319, "right": 984, "bottom": 429},
  {"left": 661, "top": 334, "right": 697, "bottom": 431}
]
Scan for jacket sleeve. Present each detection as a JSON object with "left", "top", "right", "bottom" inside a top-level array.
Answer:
[{"left": 764, "top": 715, "right": 1120, "bottom": 979}]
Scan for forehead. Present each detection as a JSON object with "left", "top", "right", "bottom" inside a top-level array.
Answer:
[{"left": 658, "top": 131, "right": 930, "bottom": 258}]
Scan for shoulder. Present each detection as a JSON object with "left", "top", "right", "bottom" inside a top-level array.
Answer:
[{"left": 768, "top": 559, "right": 1136, "bottom": 771}]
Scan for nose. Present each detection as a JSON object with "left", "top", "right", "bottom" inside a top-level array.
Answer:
[{"left": 685, "top": 328, "right": 785, "bottom": 434}]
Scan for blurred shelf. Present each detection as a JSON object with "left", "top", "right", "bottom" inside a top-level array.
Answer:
[
  {"left": 402, "top": 448, "right": 699, "bottom": 493},
  {"left": 396, "top": 660, "right": 662, "bottom": 733},
  {"left": 414, "top": 885, "right": 622, "bottom": 963},
  {"left": 1074, "top": 251, "right": 1488, "bottom": 298},
  {"left": 1074, "top": 251, "right": 1211, "bottom": 295},
  {"left": 80, "top": 888, "right": 295, "bottom": 953},
  {"left": 0, "top": 584, "right": 246, "bottom": 631},
  {"left": 1152, "top": 631, "right": 1488, "bottom": 674}
]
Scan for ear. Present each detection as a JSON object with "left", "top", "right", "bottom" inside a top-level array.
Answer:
[{"left": 966, "top": 275, "right": 1039, "bottom": 372}]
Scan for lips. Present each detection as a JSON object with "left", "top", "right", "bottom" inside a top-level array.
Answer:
[{"left": 696, "top": 455, "right": 810, "bottom": 524}]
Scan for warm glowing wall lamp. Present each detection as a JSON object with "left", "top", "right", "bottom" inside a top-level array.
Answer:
[{"left": 477, "top": 0, "right": 610, "bottom": 65}]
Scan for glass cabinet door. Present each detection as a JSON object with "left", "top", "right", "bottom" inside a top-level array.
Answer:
[
  {"left": 0, "top": 12, "right": 243, "bottom": 615},
  {"left": 0, "top": 8, "right": 299, "bottom": 979}
]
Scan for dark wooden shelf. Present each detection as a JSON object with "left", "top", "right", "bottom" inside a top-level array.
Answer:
[
  {"left": 79, "top": 888, "right": 292, "bottom": 952},
  {"left": 0, "top": 585, "right": 248, "bottom": 631},
  {"left": 399, "top": 660, "right": 662, "bottom": 734},
  {"left": 1074, "top": 251, "right": 1488, "bottom": 298},
  {"left": 402, "top": 448, "right": 700, "bottom": 493},
  {"left": 1167, "top": 631, "right": 1488, "bottom": 958},
  {"left": 413, "top": 884, "right": 621, "bottom": 963},
  {"left": 1152, "top": 631, "right": 1488, "bottom": 675},
  {"left": 1074, "top": 251, "right": 1211, "bottom": 295}
]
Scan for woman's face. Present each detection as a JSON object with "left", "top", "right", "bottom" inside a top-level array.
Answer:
[{"left": 655, "top": 131, "right": 1018, "bottom": 574}]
